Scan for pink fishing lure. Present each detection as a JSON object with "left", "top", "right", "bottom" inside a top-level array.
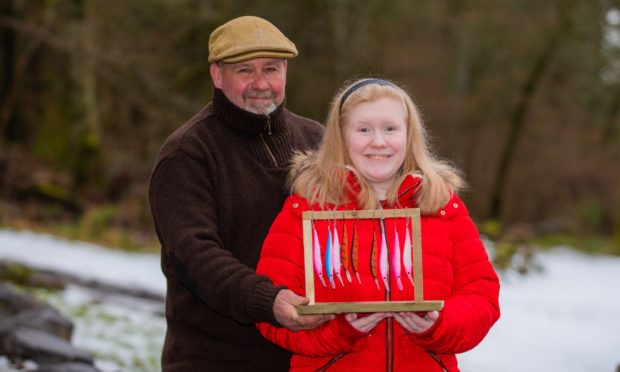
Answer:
[
  {"left": 379, "top": 220, "right": 390, "bottom": 292},
  {"left": 331, "top": 221, "right": 344, "bottom": 287},
  {"left": 312, "top": 223, "right": 327, "bottom": 288},
  {"left": 403, "top": 217, "right": 414, "bottom": 287},
  {"left": 392, "top": 219, "right": 403, "bottom": 291}
]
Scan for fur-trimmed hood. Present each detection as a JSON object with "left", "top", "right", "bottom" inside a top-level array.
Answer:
[
  {"left": 287, "top": 150, "right": 318, "bottom": 184},
  {"left": 287, "top": 150, "right": 424, "bottom": 208}
]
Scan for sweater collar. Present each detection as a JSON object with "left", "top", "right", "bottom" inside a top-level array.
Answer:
[{"left": 212, "top": 88, "right": 287, "bottom": 134}]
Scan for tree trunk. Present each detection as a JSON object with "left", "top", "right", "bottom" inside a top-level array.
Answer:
[
  {"left": 488, "top": 30, "right": 562, "bottom": 220},
  {"left": 72, "top": 0, "right": 103, "bottom": 187},
  {"left": 0, "top": 0, "right": 16, "bottom": 145},
  {"left": 0, "top": 2, "right": 59, "bottom": 145},
  {"left": 603, "top": 86, "right": 620, "bottom": 141}
]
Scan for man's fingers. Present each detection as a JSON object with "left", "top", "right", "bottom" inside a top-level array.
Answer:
[
  {"left": 280, "top": 289, "right": 309, "bottom": 306},
  {"left": 297, "top": 296, "right": 310, "bottom": 306},
  {"left": 273, "top": 290, "right": 335, "bottom": 330}
]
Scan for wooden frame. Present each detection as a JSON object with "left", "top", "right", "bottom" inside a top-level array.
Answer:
[{"left": 296, "top": 208, "right": 443, "bottom": 314}]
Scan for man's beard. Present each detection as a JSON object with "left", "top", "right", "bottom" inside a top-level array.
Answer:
[{"left": 243, "top": 89, "right": 278, "bottom": 115}]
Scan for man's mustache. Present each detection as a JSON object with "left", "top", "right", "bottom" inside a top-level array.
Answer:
[{"left": 244, "top": 90, "right": 276, "bottom": 99}]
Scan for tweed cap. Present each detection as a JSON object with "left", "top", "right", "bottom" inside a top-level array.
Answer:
[{"left": 208, "top": 16, "right": 298, "bottom": 64}]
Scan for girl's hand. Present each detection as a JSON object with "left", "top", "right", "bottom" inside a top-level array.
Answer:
[
  {"left": 345, "top": 312, "right": 391, "bottom": 333},
  {"left": 392, "top": 311, "right": 439, "bottom": 334}
]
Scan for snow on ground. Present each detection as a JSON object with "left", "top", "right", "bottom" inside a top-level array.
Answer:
[
  {"left": 1, "top": 228, "right": 619, "bottom": 372},
  {"left": 43, "top": 284, "right": 166, "bottom": 371},
  {"left": 0, "top": 229, "right": 164, "bottom": 297},
  {"left": 459, "top": 248, "right": 620, "bottom": 372},
  {"left": 0, "top": 229, "right": 166, "bottom": 372}
]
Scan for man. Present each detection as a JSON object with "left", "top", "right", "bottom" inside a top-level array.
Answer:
[{"left": 149, "top": 16, "right": 329, "bottom": 371}]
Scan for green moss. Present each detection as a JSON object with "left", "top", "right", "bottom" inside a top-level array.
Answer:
[
  {"left": 491, "top": 242, "right": 517, "bottom": 270},
  {"left": 36, "top": 183, "right": 72, "bottom": 202},
  {"left": 1, "top": 263, "right": 33, "bottom": 285},
  {"left": 79, "top": 205, "right": 117, "bottom": 238},
  {"left": 533, "top": 233, "right": 620, "bottom": 256},
  {"left": 480, "top": 219, "right": 503, "bottom": 240}
]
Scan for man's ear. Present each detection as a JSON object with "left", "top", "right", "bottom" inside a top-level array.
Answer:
[{"left": 210, "top": 63, "right": 223, "bottom": 89}]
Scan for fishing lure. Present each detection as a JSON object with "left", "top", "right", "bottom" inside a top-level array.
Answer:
[
  {"left": 379, "top": 219, "right": 390, "bottom": 292},
  {"left": 402, "top": 216, "right": 414, "bottom": 287},
  {"left": 392, "top": 218, "right": 403, "bottom": 291},
  {"left": 324, "top": 223, "right": 336, "bottom": 289},
  {"left": 370, "top": 221, "right": 380, "bottom": 290},
  {"left": 332, "top": 219, "right": 344, "bottom": 287},
  {"left": 340, "top": 220, "right": 353, "bottom": 283},
  {"left": 351, "top": 223, "right": 361, "bottom": 284},
  {"left": 312, "top": 222, "right": 327, "bottom": 288}
]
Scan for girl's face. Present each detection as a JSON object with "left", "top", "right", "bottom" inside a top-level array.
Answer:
[{"left": 343, "top": 96, "right": 408, "bottom": 198}]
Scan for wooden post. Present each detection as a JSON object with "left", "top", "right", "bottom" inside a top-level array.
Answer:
[
  {"left": 302, "top": 218, "right": 315, "bottom": 305},
  {"left": 411, "top": 208, "right": 423, "bottom": 302}
]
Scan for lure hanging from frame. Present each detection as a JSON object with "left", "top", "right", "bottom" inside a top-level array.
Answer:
[
  {"left": 299, "top": 208, "right": 443, "bottom": 314},
  {"left": 311, "top": 214, "right": 415, "bottom": 292}
]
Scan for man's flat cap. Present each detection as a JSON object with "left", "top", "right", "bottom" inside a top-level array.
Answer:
[{"left": 208, "top": 16, "right": 298, "bottom": 64}]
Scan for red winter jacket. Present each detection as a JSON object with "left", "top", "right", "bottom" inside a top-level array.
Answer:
[{"left": 256, "top": 173, "right": 500, "bottom": 371}]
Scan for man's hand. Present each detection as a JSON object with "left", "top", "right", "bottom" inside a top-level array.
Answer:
[{"left": 273, "top": 289, "right": 334, "bottom": 331}]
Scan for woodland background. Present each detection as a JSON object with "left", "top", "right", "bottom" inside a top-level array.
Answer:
[{"left": 1, "top": 0, "right": 619, "bottom": 255}]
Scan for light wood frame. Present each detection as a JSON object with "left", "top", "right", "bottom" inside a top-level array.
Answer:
[{"left": 296, "top": 208, "right": 443, "bottom": 314}]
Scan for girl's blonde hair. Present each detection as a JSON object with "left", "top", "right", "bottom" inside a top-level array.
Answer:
[{"left": 289, "top": 78, "right": 465, "bottom": 214}]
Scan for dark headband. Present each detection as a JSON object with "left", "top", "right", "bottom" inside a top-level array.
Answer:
[{"left": 339, "top": 79, "right": 396, "bottom": 111}]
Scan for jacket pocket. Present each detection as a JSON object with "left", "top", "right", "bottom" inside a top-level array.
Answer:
[
  {"left": 315, "top": 353, "right": 345, "bottom": 372},
  {"left": 426, "top": 350, "right": 449, "bottom": 372}
]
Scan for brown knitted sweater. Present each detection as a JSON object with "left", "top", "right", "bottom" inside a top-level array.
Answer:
[{"left": 149, "top": 89, "right": 324, "bottom": 371}]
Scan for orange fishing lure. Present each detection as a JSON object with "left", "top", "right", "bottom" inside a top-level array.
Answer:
[
  {"left": 370, "top": 221, "right": 380, "bottom": 290},
  {"left": 351, "top": 223, "right": 361, "bottom": 284},
  {"left": 341, "top": 221, "right": 352, "bottom": 283}
]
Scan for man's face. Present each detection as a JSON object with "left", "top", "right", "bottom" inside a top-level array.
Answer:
[{"left": 210, "top": 58, "right": 287, "bottom": 115}]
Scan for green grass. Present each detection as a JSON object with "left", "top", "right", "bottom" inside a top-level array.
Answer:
[
  {"left": 533, "top": 233, "right": 620, "bottom": 256},
  {"left": 0, "top": 218, "right": 160, "bottom": 253}
]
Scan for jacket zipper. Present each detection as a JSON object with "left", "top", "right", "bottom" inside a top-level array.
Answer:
[
  {"left": 386, "top": 317, "right": 394, "bottom": 372},
  {"left": 259, "top": 116, "right": 278, "bottom": 167},
  {"left": 385, "top": 263, "right": 394, "bottom": 372},
  {"left": 265, "top": 115, "right": 272, "bottom": 135}
]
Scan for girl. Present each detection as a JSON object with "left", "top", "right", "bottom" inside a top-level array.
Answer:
[{"left": 256, "top": 78, "right": 500, "bottom": 371}]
